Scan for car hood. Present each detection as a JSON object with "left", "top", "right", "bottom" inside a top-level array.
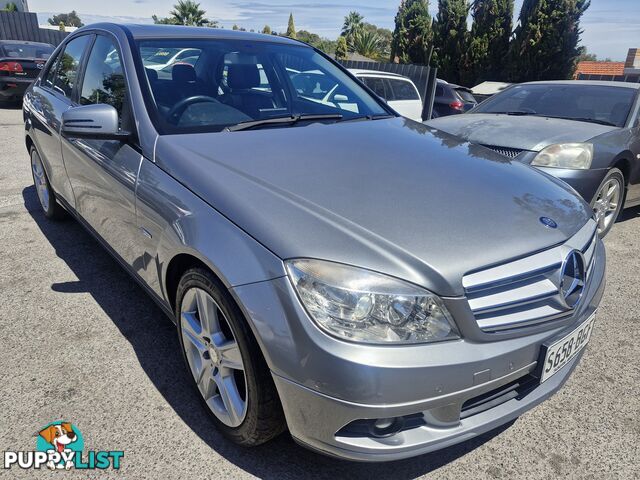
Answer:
[
  {"left": 155, "top": 118, "right": 591, "bottom": 296},
  {"left": 426, "top": 113, "right": 617, "bottom": 152}
]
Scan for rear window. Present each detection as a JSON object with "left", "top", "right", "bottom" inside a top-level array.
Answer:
[
  {"left": 387, "top": 78, "right": 420, "bottom": 101},
  {"left": 1, "top": 43, "right": 54, "bottom": 59},
  {"left": 455, "top": 89, "right": 476, "bottom": 103}
]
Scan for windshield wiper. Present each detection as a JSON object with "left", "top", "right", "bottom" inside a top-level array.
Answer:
[
  {"left": 489, "top": 110, "right": 537, "bottom": 116},
  {"left": 226, "top": 113, "right": 343, "bottom": 132},
  {"left": 544, "top": 115, "right": 617, "bottom": 127},
  {"left": 339, "top": 113, "right": 395, "bottom": 123}
]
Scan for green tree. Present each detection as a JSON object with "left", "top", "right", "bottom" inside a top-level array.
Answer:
[
  {"left": 169, "top": 0, "right": 207, "bottom": 26},
  {"left": 335, "top": 36, "right": 348, "bottom": 61},
  {"left": 577, "top": 48, "right": 597, "bottom": 62},
  {"left": 152, "top": 14, "right": 178, "bottom": 25},
  {"left": 363, "top": 23, "right": 393, "bottom": 58},
  {"left": 286, "top": 13, "right": 296, "bottom": 39},
  {"left": 509, "top": 0, "right": 590, "bottom": 82},
  {"left": 465, "top": 0, "right": 514, "bottom": 85},
  {"left": 341, "top": 11, "right": 364, "bottom": 43},
  {"left": 351, "top": 30, "right": 384, "bottom": 60},
  {"left": 48, "top": 11, "right": 84, "bottom": 27},
  {"left": 391, "top": 0, "right": 434, "bottom": 65},
  {"left": 2, "top": 2, "right": 18, "bottom": 12},
  {"left": 262, "top": 25, "right": 272, "bottom": 35},
  {"left": 433, "top": 0, "right": 470, "bottom": 83},
  {"left": 59, "top": 22, "right": 65, "bottom": 32}
]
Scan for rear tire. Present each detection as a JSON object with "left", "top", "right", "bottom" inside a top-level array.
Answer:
[
  {"left": 30, "top": 147, "right": 66, "bottom": 220},
  {"left": 591, "top": 168, "right": 624, "bottom": 238},
  {"left": 175, "top": 267, "right": 286, "bottom": 446}
]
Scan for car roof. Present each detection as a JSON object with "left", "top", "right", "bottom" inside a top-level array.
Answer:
[
  {"left": 82, "top": 23, "right": 304, "bottom": 47},
  {"left": 348, "top": 69, "right": 411, "bottom": 80},
  {"left": 0, "top": 40, "right": 54, "bottom": 47},
  {"left": 523, "top": 80, "right": 640, "bottom": 90}
]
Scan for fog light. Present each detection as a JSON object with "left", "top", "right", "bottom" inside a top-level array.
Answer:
[{"left": 370, "top": 417, "right": 404, "bottom": 438}]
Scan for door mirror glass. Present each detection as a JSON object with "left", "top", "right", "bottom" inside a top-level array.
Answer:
[{"left": 61, "top": 103, "right": 126, "bottom": 139}]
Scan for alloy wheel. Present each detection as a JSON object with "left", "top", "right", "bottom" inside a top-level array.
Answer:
[
  {"left": 180, "top": 287, "right": 248, "bottom": 427},
  {"left": 593, "top": 177, "right": 622, "bottom": 235},
  {"left": 31, "top": 153, "right": 50, "bottom": 212}
]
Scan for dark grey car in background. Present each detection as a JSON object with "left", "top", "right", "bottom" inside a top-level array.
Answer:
[
  {"left": 427, "top": 81, "right": 640, "bottom": 237},
  {"left": 0, "top": 40, "right": 54, "bottom": 104},
  {"left": 24, "top": 24, "right": 605, "bottom": 461}
]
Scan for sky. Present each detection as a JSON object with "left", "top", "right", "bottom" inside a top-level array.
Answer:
[{"left": 30, "top": 0, "right": 639, "bottom": 61}]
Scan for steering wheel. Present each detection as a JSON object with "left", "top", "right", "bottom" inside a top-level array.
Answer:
[{"left": 167, "top": 95, "right": 220, "bottom": 123}]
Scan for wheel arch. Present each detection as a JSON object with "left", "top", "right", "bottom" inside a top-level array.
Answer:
[
  {"left": 164, "top": 250, "right": 279, "bottom": 373},
  {"left": 611, "top": 155, "right": 631, "bottom": 185}
]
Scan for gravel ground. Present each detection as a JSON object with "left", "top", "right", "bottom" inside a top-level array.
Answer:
[{"left": 0, "top": 106, "right": 638, "bottom": 479}]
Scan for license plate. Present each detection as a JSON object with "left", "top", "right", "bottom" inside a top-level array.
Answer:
[{"left": 539, "top": 313, "right": 596, "bottom": 383}]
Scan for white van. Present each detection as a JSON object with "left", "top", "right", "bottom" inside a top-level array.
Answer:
[{"left": 349, "top": 69, "right": 423, "bottom": 122}]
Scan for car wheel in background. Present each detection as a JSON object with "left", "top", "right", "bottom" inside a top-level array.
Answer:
[
  {"left": 30, "top": 147, "right": 67, "bottom": 220},
  {"left": 591, "top": 168, "right": 624, "bottom": 238},
  {"left": 176, "top": 267, "right": 285, "bottom": 446}
]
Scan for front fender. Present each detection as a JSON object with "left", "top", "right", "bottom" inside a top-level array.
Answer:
[{"left": 135, "top": 158, "right": 286, "bottom": 308}]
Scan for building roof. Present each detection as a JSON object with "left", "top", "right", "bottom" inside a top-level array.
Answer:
[
  {"left": 575, "top": 61, "right": 625, "bottom": 77},
  {"left": 471, "top": 81, "right": 512, "bottom": 95}
]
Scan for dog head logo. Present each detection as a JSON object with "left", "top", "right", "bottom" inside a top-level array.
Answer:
[{"left": 36, "top": 421, "right": 84, "bottom": 470}]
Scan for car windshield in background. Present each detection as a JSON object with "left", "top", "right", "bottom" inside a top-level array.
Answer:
[
  {"left": 1, "top": 43, "right": 54, "bottom": 59},
  {"left": 473, "top": 84, "right": 637, "bottom": 128},
  {"left": 137, "top": 39, "right": 389, "bottom": 133}
]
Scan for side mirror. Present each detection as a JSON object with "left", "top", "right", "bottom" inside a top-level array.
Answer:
[{"left": 62, "top": 104, "right": 130, "bottom": 140}]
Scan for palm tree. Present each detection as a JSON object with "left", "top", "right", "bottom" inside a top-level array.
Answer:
[
  {"left": 341, "top": 11, "right": 364, "bottom": 41},
  {"left": 351, "top": 30, "right": 383, "bottom": 60},
  {"left": 170, "top": 0, "right": 208, "bottom": 26}
]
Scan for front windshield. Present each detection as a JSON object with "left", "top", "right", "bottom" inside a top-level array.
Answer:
[
  {"left": 137, "top": 39, "right": 389, "bottom": 133},
  {"left": 473, "top": 84, "right": 637, "bottom": 128}
]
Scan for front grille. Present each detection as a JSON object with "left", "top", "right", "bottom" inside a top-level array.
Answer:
[
  {"left": 482, "top": 145, "right": 525, "bottom": 159},
  {"left": 463, "top": 220, "right": 598, "bottom": 332}
]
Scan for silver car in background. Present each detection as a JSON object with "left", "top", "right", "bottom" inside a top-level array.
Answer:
[
  {"left": 427, "top": 81, "right": 640, "bottom": 237},
  {"left": 24, "top": 24, "right": 605, "bottom": 462}
]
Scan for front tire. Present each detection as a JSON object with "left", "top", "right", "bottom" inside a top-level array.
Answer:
[
  {"left": 175, "top": 268, "right": 285, "bottom": 446},
  {"left": 30, "top": 147, "right": 66, "bottom": 220},
  {"left": 591, "top": 168, "right": 624, "bottom": 238}
]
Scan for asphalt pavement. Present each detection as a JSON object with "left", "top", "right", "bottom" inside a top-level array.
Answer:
[{"left": 1, "top": 106, "right": 638, "bottom": 479}]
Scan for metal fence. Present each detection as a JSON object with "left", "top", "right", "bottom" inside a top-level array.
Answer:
[
  {"left": 338, "top": 60, "right": 438, "bottom": 120},
  {"left": 0, "top": 11, "right": 69, "bottom": 47}
]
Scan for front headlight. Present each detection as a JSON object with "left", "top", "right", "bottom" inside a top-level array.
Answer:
[
  {"left": 285, "top": 259, "right": 460, "bottom": 344},
  {"left": 532, "top": 143, "right": 593, "bottom": 169}
]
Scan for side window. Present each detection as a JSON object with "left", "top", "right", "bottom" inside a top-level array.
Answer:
[
  {"left": 363, "top": 77, "right": 387, "bottom": 100},
  {"left": 52, "top": 35, "right": 91, "bottom": 98},
  {"left": 80, "top": 35, "right": 127, "bottom": 120},
  {"left": 388, "top": 79, "right": 420, "bottom": 101},
  {"left": 42, "top": 51, "right": 61, "bottom": 89},
  {"left": 435, "top": 85, "right": 445, "bottom": 97}
]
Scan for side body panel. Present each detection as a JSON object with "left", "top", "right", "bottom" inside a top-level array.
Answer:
[
  {"left": 135, "top": 158, "right": 286, "bottom": 304},
  {"left": 62, "top": 138, "right": 143, "bottom": 266},
  {"left": 26, "top": 84, "right": 75, "bottom": 207}
]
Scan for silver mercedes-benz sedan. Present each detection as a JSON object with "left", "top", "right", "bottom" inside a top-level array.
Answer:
[{"left": 24, "top": 24, "right": 605, "bottom": 462}]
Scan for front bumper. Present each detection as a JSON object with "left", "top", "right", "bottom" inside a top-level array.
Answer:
[{"left": 231, "top": 241, "right": 605, "bottom": 462}]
